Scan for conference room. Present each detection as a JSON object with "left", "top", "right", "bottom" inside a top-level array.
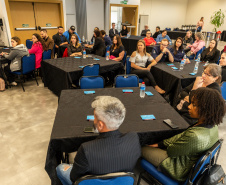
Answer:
[{"left": 0, "top": 0, "right": 226, "bottom": 184}]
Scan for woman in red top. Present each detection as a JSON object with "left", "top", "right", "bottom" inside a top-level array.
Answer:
[
  {"left": 29, "top": 33, "right": 47, "bottom": 69},
  {"left": 143, "top": 31, "right": 156, "bottom": 46}
]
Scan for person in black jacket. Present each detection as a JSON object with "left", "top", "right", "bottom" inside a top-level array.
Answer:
[
  {"left": 169, "top": 37, "right": 185, "bottom": 62},
  {"left": 85, "top": 30, "right": 106, "bottom": 57},
  {"left": 152, "top": 26, "right": 161, "bottom": 38},
  {"left": 140, "top": 25, "right": 150, "bottom": 36},
  {"left": 176, "top": 64, "right": 222, "bottom": 125},
  {"left": 183, "top": 30, "right": 193, "bottom": 46},
  {"left": 56, "top": 96, "right": 141, "bottom": 185},
  {"left": 200, "top": 39, "right": 220, "bottom": 63},
  {"left": 109, "top": 23, "right": 119, "bottom": 40},
  {"left": 219, "top": 52, "right": 226, "bottom": 82},
  {"left": 52, "top": 26, "right": 68, "bottom": 50},
  {"left": 120, "top": 25, "right": 128, "bottom": 37},
  {"left": 67, "top": 34, "right": 82, "bottom": 57}
]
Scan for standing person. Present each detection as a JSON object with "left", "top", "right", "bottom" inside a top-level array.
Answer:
[
  {"left": 56, "top": 96, "right": 141, "bottom": 185},
  {"left": 100, "top": 30, "right": 112, "bottom": 46},
  {"left": 109, "top": 35, "right": 125, "bottom": 62},
  {"left": 142, "top": 87, "right": 225, "bottom": 182},
  {"left": 140, "top": 24, "right": 150, "bottom": 36},
  {"left": 151, "top": 39, "right": 174, "bottom": 63},
  {"left": 156, "top": 30, "right": 172, "bottom": 45},
  {"left": 120, "top": 25, "right": 129, "bottom": 37},
  {"left": 169, "top": 37, "right": 185, "bottom": 62},
  {"left": 200, "top": 39, "right": 220, "bottom": 63},
  {"left": 67, "top": 34, "right": 82, "bottom": 57},
  {"left": 63, "top": 25, "right": 81, "bottom": 43},
  {"left": 143, "top": 31, "right": 156, "bottom": 46},
  {"left": 183, "top": 30, "right": 193, "bottom": 46},
  {"left": 130, "top": 40, "right": 165, "bottom": 94},
  {"left": 219, "top": 52, "right": 226, "bottom": 82},
  {"left": 40, "top": 29, "right": 54, "bottom": 58},
  {"left": 29, "top": 33, "right": 47, "bottom": 69},
  {"left": 153, "top": 26, "right": 161, "bottom": 38},
  {"left": 109, "top": 23, "right": 119, "bottom": 40},
  {"left": 0, "top": 36, "right": 28, "bottom": 86},
  {"left": 196, "top": 17, "right": 204, "bottom": 32}
]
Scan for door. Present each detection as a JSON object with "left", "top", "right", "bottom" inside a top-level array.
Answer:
[
  {"left": 9, "top": 2, "right": 37, "bottom": 44},
  {"left": 34, "top": 2, "right": 61, "bottom": 39},
  {"left": 139, "top": 15, "right": 149, "bottom": 35}
]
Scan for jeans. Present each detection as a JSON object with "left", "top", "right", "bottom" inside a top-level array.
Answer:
[
  {"left": 188, "top": 54, "right": 195, "bottom": 60},
  {"left": 197, "top": 26, "right": 202, "bottom": 32},
  {"left": 56, "top": 163, "right": 73, "bottom": 185},
  {"left": 4, "top": 65, "right": 16, "bottom": 83}
]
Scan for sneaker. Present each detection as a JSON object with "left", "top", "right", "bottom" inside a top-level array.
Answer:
[{"left": 10, "top": 82, "right": 17, "bottom": 86}]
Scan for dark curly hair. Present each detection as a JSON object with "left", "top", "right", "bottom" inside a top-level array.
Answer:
[
  {"left": 32, "top": 33, "right": 47, "bottom": 51},
  {"left": 190, "top": 88, "right": 225, "bottom": 126}
]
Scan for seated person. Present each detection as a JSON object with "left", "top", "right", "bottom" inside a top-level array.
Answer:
[
  {"left": 185, "top": 32, "right": 205, "bottom": 60},
  {"left": 156, "top": 30, "right": 172, "bottom": 45},
  {"left": 67, "top": 34, "right": 82, "bottom": 57},
  {"left": 120, "top": 25, "right": 129, "bottom": 37},
  {"left": 200, "top": 39, "right": 220, "bottom": 63},
  {"left": 56, "top": 96, "right": 141, "bottom": 185},
  {"left": 176, "top": 64, "right": 221, "bottom": 125},
  {"left": 141, "top": 24, "right": 150, "bottom": 36},
  {"left": 152, "top": 26, "right": 161, "bottom": 38},
  {"left": 142, "top": 87, "right": 225, "bottom": 182},
  {"left": 52, "top": 26, "right": 68, "bottom": 55},
  {"left": 91, "top": 27, "right": 99, "bottom": 43},
  {"left": 109, "top": 35, "right": 125, "bottom": 62},
  {"left": 143, "top": 31, "right": 156, "bottom": 46},
  {"left": 169, "top": 37, "right": 185, "bottom": 62},
  {"left": 183, "top": 30, "right": 193, "bottom": 46},
  {"left": 100, "top": 30, "right": 112, "bottom": 46},
  {"left": 219, "top": 52, "right": 226, "bottom": 82},
  {"left": 85, "top": 30, "right": 106, "bottom": 57},
  {"left": 40, "top": 29, "right": 54, "bottom": 58},
  {"left": 109, "top": 22, "right": 119, "bottom": 40},
  {"left": 151, "top": 39, "right": 174, "bottom": 63},
  {"left": 0, "top": 36, "right": 28, "bottom": 86},
  {"left": 130, "top": 40, "right": 165, "bottom": 94},
  {"left": 63, "top": 25, "right": 81, "bottom": 43},
  {"left": 29, "top": 33, "right": 47, "bottom": 69}
]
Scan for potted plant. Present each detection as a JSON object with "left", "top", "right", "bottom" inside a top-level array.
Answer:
[{"left": 210, "top": 9, "right": 225, "bottom": 32}]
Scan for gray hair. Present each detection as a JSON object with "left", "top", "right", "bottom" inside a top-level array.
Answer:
[
  {"left": 91, "top": 96, "right": 126, "bottom": 130},
  {"left": 195, "top": 32, "right": 205, "bottom": 41},
  {"left": 204, "top": 63, "right": 222, "bottom": 84}
]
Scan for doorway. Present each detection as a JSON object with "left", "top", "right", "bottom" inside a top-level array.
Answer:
[{"left": 110, "top": 4, "right": 138, "bottom": 35}]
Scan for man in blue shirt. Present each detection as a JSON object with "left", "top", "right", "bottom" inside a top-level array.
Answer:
[
  {"left": 63, "top": 26, "right": 81, "bottom": 43},
  {"left": 156, "top": 30, "right": 172, "bottom": 45},
  {"left": 100, "top": 30, "right": 112, "bottom": 46},
  {"left": 151, "top": 39, "right": 174, "bottom": 63}
]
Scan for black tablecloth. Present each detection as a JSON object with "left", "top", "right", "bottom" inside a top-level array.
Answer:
[
  {"left": 42, "top": 55, "right": 123, "bottom": 96},
  {"left": 151, "top": 61, "right": 203, "bottom": 107},
  {"left": 166, "top": 31, "right": 195, "bottom": 41},
  {"left": 221, "top": 31, "right": 226, "bottom": 42},
  {"left": 45, "top": 87, "right": 189, "bottom": 185},
  {"left": 121, "top": 35, "right": 155, "bottom": 55}
]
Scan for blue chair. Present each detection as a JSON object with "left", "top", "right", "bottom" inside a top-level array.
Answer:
[
  {"left": 217, "top": 56, "right": 220, "bottom": 64},
  {"left": 79, "top": 76, "right": 104, "bottom": 89},
  {"left": 82, "top": 64, "right": 100, "bottom": 76},
  {"left": 105, "top": 45, "right": 111, "bottom": 57},
  {"left": 195, "top": 46, "right": 206, "bottom": 59},
  {"left": 42, "top": 49, "right": 52, "bottom": 60},
  {"left": 75, "top": 172, "right": 135, "bottom": 185},
  {"left": 126, "top": 56, "right": 143, "bottom": 83},
  {"left": 115, "top": 74, "right": 139, "bottom": 88},
  {"left": 26, "top": 39, "right": 33, "bottom": 49},
  {"left": 11, "top": 54, "right": 38, "bottom": 91},
  {"left": 165, "top": 28, "right": 171, "bottom": 31},
  {"left": 221, "top": 82, "right": 226, "bottom": 100},
  {"left": 137, "top": 139, "right": 223, "bottom": 185}
]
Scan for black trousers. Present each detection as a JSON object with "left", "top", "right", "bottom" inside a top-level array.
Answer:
[{"left": 4, "top": 65, "right": 16, "bottom": 83}]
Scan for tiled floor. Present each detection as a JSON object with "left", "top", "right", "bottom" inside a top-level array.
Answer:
[{"left": 0, "top": 41, "right": 226, "bottom": 185}]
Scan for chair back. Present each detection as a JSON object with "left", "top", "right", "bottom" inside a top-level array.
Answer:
[
  {"left": 75, "top": 172, "right": 135, "bottom": 185},
  {"left": 43, "top": 49, "right": 52, "bottom": 60},
  {"left": 79, "top": 76, "right": 104, "bottom": 89},
  {"left": 115, "top": 74, "right": 139, "bottom": 88},
  {"left": 83, "top": 64, "right": 100, "bottom": 76},
  {"left": 105, "top": 45, "right": 111, "bottom": 57},
  {"left": 21, "top": 54, "right": 36, "bottom": 74},
  {"left": 62, "top": 48, "right": 68, "bottom": 58},
  {"left": 195, "top": 46, "right": 205, "bottom": 59},
  {"left": 221, "top": 82, "right": 226, "bottom": 100},
  {"left": 26, "top": 39, "right": 33, "bottom": 49},
  {"left": 123, "top": 51, "right": 127, "bottom": 66},
  {"left": 186, "top": 139, "right": 223, "bottom": 184},
  {"left": 126, "top": 56, "right": 131, "bottom": 74}
]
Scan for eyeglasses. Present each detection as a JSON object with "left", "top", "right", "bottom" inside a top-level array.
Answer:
[{"left": 202, "top": 71, "right": 212, "bottom": 77}]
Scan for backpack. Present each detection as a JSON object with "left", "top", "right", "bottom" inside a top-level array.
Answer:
[{"left": 0, "top": 78, "right": 5, "bottom": 91}]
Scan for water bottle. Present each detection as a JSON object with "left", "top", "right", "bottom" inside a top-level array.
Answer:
[
  {"left": 106, "top": 51, "right": 110, "bottom": 61},
  {"left": 180, "top": 55, "right": 186, "bottom": 70},
  {"left": 193, "top": 61, "right": 200, "bottom": 74},
  {"left": 83, "top": 49, "right": 86, "bottom": 59},
  {"left": 197, "top": 54, "right": 201, "bottom": 62},
  {"left": 204, "top": 60, "right": 209, "bottom": 66},
  {"left": 127, "top": 32, "right": 130, "bottom": 38},
  {"left": 140, "top": 82, "right": 145, "bottom": 98},
  {"left": 82, "top": 36, "right": 85, "bottom": 42}
]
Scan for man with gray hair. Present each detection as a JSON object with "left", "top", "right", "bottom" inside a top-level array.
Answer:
[{"left": 56, "top": 96, "right": 141, "bottom": 185}]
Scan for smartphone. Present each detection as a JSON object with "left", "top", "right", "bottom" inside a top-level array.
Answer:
[
  {"left": 163, "top": 119, "right": 179, "bottom": 129},
  {"left": 83, "top": 127, "right": 94, "bottom": 133}
]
